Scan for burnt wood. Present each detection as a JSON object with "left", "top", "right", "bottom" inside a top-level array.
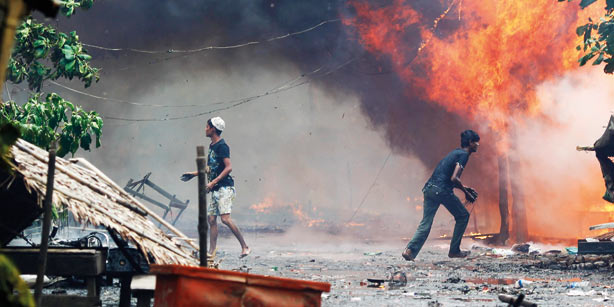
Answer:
[
  {"left": 119, "top": 276, "right": 132, "bottom": 307},
  {"left": 578, "top": 239, "right": 614, "bottom": 254},
  {"left": 41, "top": 295, "right": 100, "bottom": 307},
  {"left": 0, "top": 247, "right": 106, "bottom": 276}
]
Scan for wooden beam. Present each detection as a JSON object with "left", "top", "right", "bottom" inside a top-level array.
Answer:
[
  {"left": 589, "top": 222, "right": 614, "bottom": 230},
  {"left": 41, "top": 295, "right": 100, "bottom": 307},
  {"left": 124, "top": 189, "right": 169, "bottom": 210},
  {"left": 0, "top": 247, "right": 105, "bottom": 276}
]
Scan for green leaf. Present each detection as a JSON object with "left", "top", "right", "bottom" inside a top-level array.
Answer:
[
  {"left": 70, "top": 139, "right": 79, "bottom": 155},
  {"left": 579, "top": 52, "right": 597, "bottom": 66},
  {"left": 57, "top": 34, "right": 66, "bottom": 47},
  {"left": 576, "top": 25, "right": 588, "bottom": 36},
  {"left": 33, "top": 47, "right": 45, "bottom": 59},
  {"left": 65, "top": 59, "right": 76, "bottom": 72},
  {"left": 79, "top": 133, "right": 91, "bottom": 151},
  {"left": 63, "top": 47, "right": 75, "bottom": 60},
  {"left": 593, "top": 53, "right": 605, "bottom": 65},
  {"left": 78, "top": 60, "right": 86, "bottom": 74},
  {"left": 77, "top": 53, "right": 92, "bottom": 61},
  {"left": 81, "top": 0, "right": 94, "bottom": 9}
]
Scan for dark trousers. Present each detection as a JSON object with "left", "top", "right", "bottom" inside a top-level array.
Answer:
[
  {"left": 597, "top": 151, "right": 614, "bottom": 203},
  {"left": 406, "top": 185, "right": 470, "bottom": 257}
]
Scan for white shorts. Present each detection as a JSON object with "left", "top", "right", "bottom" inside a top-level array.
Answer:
[{"left": 208, "top": 186, "right": 235, "bottom": 216}]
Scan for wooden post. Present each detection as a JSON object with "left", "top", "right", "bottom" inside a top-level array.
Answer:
[
  {"left": 119, "top": 276, "right": 132, "bottom": 307},
  {"left": 196, "top": 146, "right": 208, "bottom": 267},
  {"left": 497, "top": 155, "right": 510, "bottom": 242},
  {"left": 34, "top": 141, "right": 56, "bottom": 305}
]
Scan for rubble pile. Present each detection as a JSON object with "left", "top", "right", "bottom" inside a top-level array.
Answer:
[
  {"left": 531, "top": 254, "right": 614, "bottom": 271},
  {"left": 470, "top": 243, "right": 614, "bottom": 271}
]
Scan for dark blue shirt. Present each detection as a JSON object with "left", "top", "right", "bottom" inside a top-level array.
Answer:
[
  {"left": 425, "top": 148, "right": 470, "bottom": 191},
  {"left": 208, "top": 139, "right": 234, "bottom": 191}
]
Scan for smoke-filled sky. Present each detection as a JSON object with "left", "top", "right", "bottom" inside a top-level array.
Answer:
[{"left": 13, "top": 0, "right": 614, "bottom": 240}]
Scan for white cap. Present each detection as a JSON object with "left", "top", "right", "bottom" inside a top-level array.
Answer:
[{"left": 210, "top": 117, "right": 225, "bottom": 131}]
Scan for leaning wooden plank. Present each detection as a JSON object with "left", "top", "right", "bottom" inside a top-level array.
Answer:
[
  {"left": 69, "top": 157, "right": 199, "bottom": 252},
  {"left": 576, "top": 145, "right": 596, "bottom": 151},
  {"left": 589, "top": 222, "right": 614, "bottom": 230}
]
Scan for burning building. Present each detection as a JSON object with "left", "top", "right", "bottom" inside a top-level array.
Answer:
[{"left": 341, "top": 0, "right": 612, "bottom": 243}]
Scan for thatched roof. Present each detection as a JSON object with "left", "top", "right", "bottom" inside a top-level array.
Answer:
[{"left": 5, "top": 139, "right": 198, "bottom": 266}]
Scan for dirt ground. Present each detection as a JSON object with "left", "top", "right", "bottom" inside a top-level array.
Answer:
[
  {"left": 42, "top": 230, "right": 614, "bottom": 306},
  {"left": 211, "top": 231, "right": 614, "bottom": 307}
]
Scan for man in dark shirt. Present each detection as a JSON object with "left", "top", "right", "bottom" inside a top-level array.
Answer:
[
  {"left": 182, "top": 117, "right": 250, "bottom": 258},
  {"left": 402, "top": 130, "right": 480, "bottom": 260}
]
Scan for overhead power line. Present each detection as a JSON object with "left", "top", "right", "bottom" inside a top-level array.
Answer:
[
  {"left": 49, "top": 64, "right": 326, "bottom": 109},
  {"left": 83, "top": 19, "right": 341, "bottom": 54},
  {"left": 101, "top": 58, "right": 356, "bottom": 122}
]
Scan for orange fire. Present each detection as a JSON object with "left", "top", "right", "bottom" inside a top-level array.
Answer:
[
  {"left": 250, "top": 197, "right": 274, "bottom": 213},
  {"left": 344, "top": 0, "right": 596, "bottom": 141},
  {"left": 344, "top": 1, "right": 610, "bottom": 242},
  {"left": 250, "top": 196, "right": 326, "bottom": 228},
  {"left": 291, "top": 204, "right": 325, "bottom": 228}
]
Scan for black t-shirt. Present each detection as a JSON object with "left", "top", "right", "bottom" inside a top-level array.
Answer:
[
  {"left": 208, "top": 139, "right": 234, "bottom": 191},
  {"left": 425, "top": 148, "right": 470, "bottom": 191}
]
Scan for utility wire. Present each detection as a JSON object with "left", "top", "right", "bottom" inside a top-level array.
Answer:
[
  {"left": 83, "top": 19, "right": 340, "bottom": 54},
  {"left": 102, "top": 58, "right": 355, "bottom": 122},
  {"left": 346, "top": 150, "right": 392, "bottom": 223},
  {"left": 49, "top": 64, "right": 326, "bottom": 109}
]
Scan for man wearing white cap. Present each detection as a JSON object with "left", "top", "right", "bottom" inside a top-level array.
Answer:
[{"left": 182, "top": 117, "right": 250, "bottom": 258}]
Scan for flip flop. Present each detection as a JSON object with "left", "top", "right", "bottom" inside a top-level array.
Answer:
[
  {"left": 239, "top": 248, "right": 251, "bottom": 258},
  {"left": 207, "top": 248, "right": 217, "bottom": 259}
]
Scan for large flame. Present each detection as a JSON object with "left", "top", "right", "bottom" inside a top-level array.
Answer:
[
  {"left": 343, "top": 0, "right": 610, "bottom": 241},
  {"left": 344, "top": 0, "right": 596, "bottom": 137}
]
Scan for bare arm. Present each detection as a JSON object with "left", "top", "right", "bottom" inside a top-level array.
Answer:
[
  {"left": 184, "top": 167, "right": 210, "bottom": 176},
  {"left": 451, "top": 163, "right": 469, "bottom": 193},
  {"left": 451, "top": 163, "right": 477, "bottom": 202}
]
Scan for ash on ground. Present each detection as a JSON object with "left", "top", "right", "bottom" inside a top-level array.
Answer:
[
  {"left": 42, "top": 231, "right": 614, "bottom": 306},
  {"left": 215, "top": 233, "right": 613, "bottom": 306}
]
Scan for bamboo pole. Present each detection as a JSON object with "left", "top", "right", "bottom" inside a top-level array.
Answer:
[
  {"left": 197, "top": 146, "right": 208, "bottom": 267},
  {"left": 34, "top": 141, "right": 56, "bottom": 305}
]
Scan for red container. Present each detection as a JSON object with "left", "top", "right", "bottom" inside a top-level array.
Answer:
[{"left": 151, "top": 264, "right": 331, "bottom": 307}]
